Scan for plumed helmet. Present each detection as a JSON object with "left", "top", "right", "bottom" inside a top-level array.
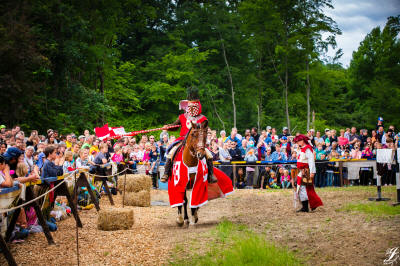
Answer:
[
  {"left": 187, "top": 86, "right": 200, "bottom": 101},
  {"left": 293, "top": 134, "right": 310, "bottom": 143}
]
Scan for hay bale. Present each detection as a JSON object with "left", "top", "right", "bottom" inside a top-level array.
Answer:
[
  {"left": 97, "top": 207, "right": 134, "bottom": 231},
  {"left": 123, "top": 190, "right": 151, "bottom": 207},
  {"left": 117, "top": 174, "right": 152, "bottom": 193}
]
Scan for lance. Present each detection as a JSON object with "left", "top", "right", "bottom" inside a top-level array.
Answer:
[{"left": 115, "top": 125, "right": 180, "bottom": 138}]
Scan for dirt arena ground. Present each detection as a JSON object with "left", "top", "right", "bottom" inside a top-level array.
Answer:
[{"left": 2, "top": 186, "right": 399, "bottom": 265}]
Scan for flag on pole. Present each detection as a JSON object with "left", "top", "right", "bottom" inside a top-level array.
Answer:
[{"left": 94, "top": 124, "right": 110, "bottom": 140}]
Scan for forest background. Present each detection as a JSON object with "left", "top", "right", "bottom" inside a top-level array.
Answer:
[{"left": 1, "top": 0, "right": 399, "bottom": 135}]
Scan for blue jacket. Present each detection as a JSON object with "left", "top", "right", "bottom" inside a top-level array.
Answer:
[{"left": 41, "top": 159, "right": 64, "bottom": 179}]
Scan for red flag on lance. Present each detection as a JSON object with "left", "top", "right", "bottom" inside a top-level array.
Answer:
[
  {"left": 94, "top": 124, "right": 180, "bottom": 140},
  {"left": 94, "top": 124, "right": 110, "bottom": 140}
]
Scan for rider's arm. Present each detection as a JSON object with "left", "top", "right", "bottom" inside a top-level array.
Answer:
[{"left": 164, "top": 117, "right": 181, "bottom": 131}]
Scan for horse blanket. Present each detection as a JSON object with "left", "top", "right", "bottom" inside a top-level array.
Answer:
[{"left": 168, "top": 149, "right": 233, "bottom": 208}]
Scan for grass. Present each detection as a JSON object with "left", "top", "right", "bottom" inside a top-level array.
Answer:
[
  {"left": 338, "top": 201, "right": 400, "bottom": 217},
  {"left": 316, "top": 185, "right": 396, "bottom": 193},
  {"left": 170, "top": 220, "right": 303, "bottom": 266}
]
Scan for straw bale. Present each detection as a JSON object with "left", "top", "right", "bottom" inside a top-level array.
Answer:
[
  {"left": 118, "top": 174, "right": 152, "bottom": 193},
  {"left": 97, "top": 207, "right": 134, "bottom": 231},
  {"left": 123, "top": 190, "right": 151, "bottom": 207}
]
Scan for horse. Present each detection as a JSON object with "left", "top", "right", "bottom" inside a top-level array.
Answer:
[{"left": 173, "top": 119, "right": 209, "bottom": 227}]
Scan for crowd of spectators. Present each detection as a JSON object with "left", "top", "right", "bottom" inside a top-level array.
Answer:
[
  {"left": 0, "top": 116, "right": 397, "bottom": 245},
  {"left": 0, "top": 119, "right": 398, "bottom": 241},
  {"left": 0, "top": 117, "right": 399, "bottom": 192}
]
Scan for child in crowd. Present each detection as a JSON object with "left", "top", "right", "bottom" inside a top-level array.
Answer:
[
  {"left": 315, "top": 143, "right": 326, "bottom": 160},
  {"left": 244, "top": 146, "right": 257, "bottom": 188},
  {"left": 290, "top": 151, "right": 297, "bottom": 161},
  {"left": 329, "top": 151, "right": 340, "bottom": 160},
  {"left": 111, "top": 146, "right": 123, "bottom": 163},
  {"left": 62, "top": 151, "right": 74, "bottom": 173},
  {"left": 361, "top": 146, "right": 373, "bottom": 159},
  {"left": 137, "top": 143, "right": 145, "bottom": 162},
  {"left": 76, "top": 149, "right": 89, "bottom": 168},
  {"left": 351, "top": 144, "right": 362, "bottom": 159},
  {"left": 236, "top": 167, "right": 246, "bottom": 189},
  {"left": 130, "top": 145, "right": 140, "bottom": 162},
  {"left": 280, "top": 169, "right": 291, "bottom": 188},
  {"left": 149, "top": 145, "right": 159, "bottom": 188},
  {"left": 258, "top": 166, "right": 271, "bottom": 189},
  {"left": 268, "top": 171, "right": 279, "bottom": 189},
  {"left": 15, "top": 162, "right": 39, "bottom": 183},
  {"left": 143, "top": 142, "right": 151, "bottom": 174}
]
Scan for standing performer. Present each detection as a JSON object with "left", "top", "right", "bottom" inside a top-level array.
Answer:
[
  {"left": 294, "top": 134, "right": 323, "bottom": 212},
  {"left": 161, "top": 89, "right": 217, "bottom": 183}
]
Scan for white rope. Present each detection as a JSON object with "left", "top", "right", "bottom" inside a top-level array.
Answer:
[
  {"left": 87, "top": 167, "right": 129, "bottom": 178},
  {"left": 0, "top": 171, "right": 76, "bottom": 214}
]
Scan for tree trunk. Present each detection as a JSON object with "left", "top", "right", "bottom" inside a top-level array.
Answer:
[
  {"left": 218, "top": 32, "right": 236, "bottom": 128},
  {"left": 306, "top": 59, "right": 310, "bottom": 131},
  {"left": 312, "top": 110, "right": 315, "bottom": 129},
  {"left": 284, "top": 54, "right": 290, "bottom": 133},
  {"left": 257, "top": 104, "right": 261, "bottom": 132},
  {"left": 209, "top": 92, "right": 226, "bottom": 131}
]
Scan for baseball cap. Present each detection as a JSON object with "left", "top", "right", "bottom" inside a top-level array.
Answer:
[
  {"left": 78, "top": 135, "right": 85, "bottom": 139},
  {"left": 281, "top": 136, "right": 287, "bottom": 140},
  {"left": 378, "top": 117, "right": 384, "bottom": 122},
  {"left": 283, "top": 127, "right": 288, "bottom": 131},
  {"left": 266, "top": 126, "right": 271, "bottom": 130},
  {"left": 3, "top": 147, "right": 23, "bottom": 162},
  {"left": 325, "top": 128, "right": 330, "bottom": 132},
  {"left": 0, "top": 125, "right": 6, "bottom": 129}
]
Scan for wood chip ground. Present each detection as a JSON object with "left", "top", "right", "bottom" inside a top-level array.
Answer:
[{"left": 2, "top": 188, "right": 399, "bottom": 265}]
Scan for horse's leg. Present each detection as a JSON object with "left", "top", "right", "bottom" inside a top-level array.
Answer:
[
  {"left": 183, "top": 191, "right": 189, "bottom": 227},
  {"left": 176, "top": 206, "right": 184, "bottom": 227},
  {"left": 190, "top": 207, "right": 199, "bottom": 224}
]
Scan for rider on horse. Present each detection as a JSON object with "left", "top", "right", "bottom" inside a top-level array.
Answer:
[{"left": 161, "top": 89, "right": 217, "bottom": 184}]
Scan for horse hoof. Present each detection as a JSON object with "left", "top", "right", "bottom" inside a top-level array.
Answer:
[
  {"left": 189, "top": 216, "right": 197, "bottom": 226},
  {"left": 176, "top": 215, "right": 184, "bottom": 227},
  {"left": 184, "top": 219, "right": 190, "bottom": 228}
]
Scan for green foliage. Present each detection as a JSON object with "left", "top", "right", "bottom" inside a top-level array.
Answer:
[{"left": 0, "top": 1, "right": 398, "bottom": 135}]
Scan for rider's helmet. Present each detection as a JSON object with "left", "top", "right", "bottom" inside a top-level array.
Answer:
[{"left": 179, "top": 87, "right": 202, "bottom": 117}]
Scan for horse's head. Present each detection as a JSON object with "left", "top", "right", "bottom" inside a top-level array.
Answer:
[{"left": 187, "top": 120, "right": 208, "bottom": 160}]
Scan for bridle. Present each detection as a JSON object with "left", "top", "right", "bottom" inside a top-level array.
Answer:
[{"left": 183, "top": 123, "right": 207, "bottom": 160}]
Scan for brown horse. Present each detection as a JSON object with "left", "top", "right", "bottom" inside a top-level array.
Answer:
[{"left": 175, "top": 119, "right": 208, "bottom": 227}]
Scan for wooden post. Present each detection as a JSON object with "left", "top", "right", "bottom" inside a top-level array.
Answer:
[
  {"left": 122, "top": 166, "right": 127, "bottom": 208},
  {"left": 339, "top": 161, "right": 343, "bottom": 187},
  {"left": 6, "top": 186, "right": 56, "bottom": 244},
  {"left": 58, "top": 181, "right": 82, "bottom": 228},
  {"left": 233, "top": 165, "right": 237, "bottom": 188},
  {"left": 74, "top": 172, "right": 100, "bottom": 211},
  {"left": 0, "top": 234, "right": 17, "bottom": 266}
]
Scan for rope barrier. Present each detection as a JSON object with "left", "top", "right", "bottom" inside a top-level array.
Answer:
[
  {"left": 86, "top": 167, "right": 129, "bottom": 178},
  {"left": 0, "top": 171, "right": 77, "bottom": 213},
  {"left": 0, "top": 179, "right": 67, "bottom": 214}
]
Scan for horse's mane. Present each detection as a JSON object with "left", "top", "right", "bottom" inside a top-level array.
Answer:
[{"left": 179, "top": 125, "right": 194, "bottom": 154}]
